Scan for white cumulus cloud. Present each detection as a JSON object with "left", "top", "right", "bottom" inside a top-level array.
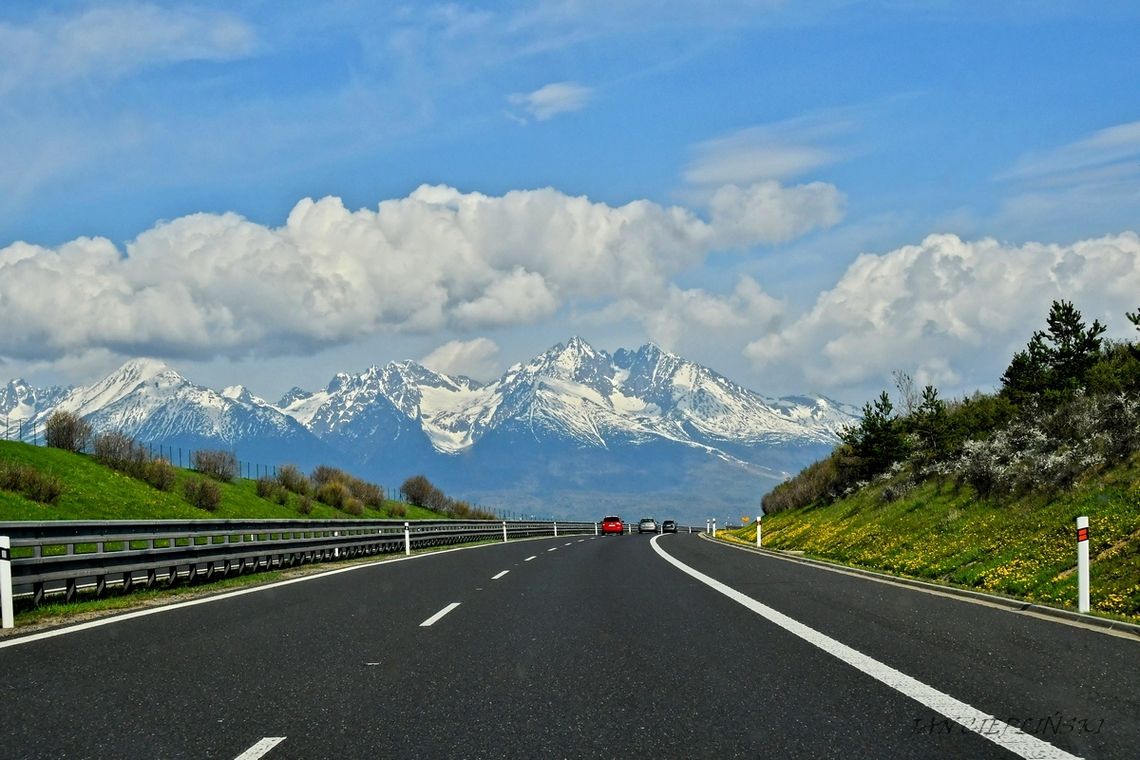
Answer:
[
  {"left": 0, "top": 183, "right": 840, "bottom": 363},
  {"left": 744, "top": 231, "right": 1140, "bottom": 393}
]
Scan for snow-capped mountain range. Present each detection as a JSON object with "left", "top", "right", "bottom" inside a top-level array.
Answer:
[{"left": 2, "top": 338, "right": 859, "bottom": 519}]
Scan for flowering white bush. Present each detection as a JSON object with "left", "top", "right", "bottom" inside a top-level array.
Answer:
[{"left": 949, "top": 390, "right": 1137, "bottom": 497}]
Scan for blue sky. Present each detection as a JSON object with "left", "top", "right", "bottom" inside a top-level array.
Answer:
[{"left": 2, "top": 1, "right": 1139, "bottom": 406}]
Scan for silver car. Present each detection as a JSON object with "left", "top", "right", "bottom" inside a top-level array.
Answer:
[{"left": 638, "top": 518, "right": 658, "bottom": 534}]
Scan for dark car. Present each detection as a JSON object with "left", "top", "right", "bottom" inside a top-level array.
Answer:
[
  {"left": 601, "top": 516, "right": 624, "bottom": 535},
  {"left": 638, "top": 518, "right": 658, "bottom": 534},
  {"left": 661, "top": 520, "right": 677, "bottom": 533}
]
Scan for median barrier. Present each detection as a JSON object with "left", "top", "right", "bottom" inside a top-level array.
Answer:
[{"left": 0, "top": 518, "right": 597, "bottom": 626}]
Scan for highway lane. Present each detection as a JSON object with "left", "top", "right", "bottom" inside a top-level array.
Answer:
[{"left": 0, "top": 532, "right": 1135, "bottom": 758}]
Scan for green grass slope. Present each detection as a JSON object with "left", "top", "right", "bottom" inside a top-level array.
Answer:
[
  {"left": 0, "top": 441, "right": 440, "bottom": 521},
  {"left": 728, "top": 456, "right": 1140, "bottom": 621}
]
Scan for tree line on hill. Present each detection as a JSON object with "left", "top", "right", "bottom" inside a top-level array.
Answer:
[{"left": 763, "top": 300, "right": 1140, "bottom": 514}]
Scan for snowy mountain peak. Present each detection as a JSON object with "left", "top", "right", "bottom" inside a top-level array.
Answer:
[
  {"left": 221, "top": 385, "right": 268, "bottom": 406},
  {"left": 326, "top": 372, "right": 354, "bottom": 394},
  {"left": 276, "top": 387, "right": 312, "bottom": 408},
  {"left": 58, "top": 358, "right": 188, "bottom": 417},
  {"left": 1, "top": 379, "right": 36, "bottom": 418}
]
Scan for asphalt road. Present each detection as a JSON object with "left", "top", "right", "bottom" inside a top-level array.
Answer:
[{"left": 1, "top": 532, "right": 1136, "bottom": 759}]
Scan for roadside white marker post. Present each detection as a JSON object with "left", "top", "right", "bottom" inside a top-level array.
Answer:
[
  {"left": 594, "top": 522, "right": 598, "bottom": 536},
  {"left": 404, "top": 521, "right": 411, "bottom": 556},
  {"left": 705, "top": 519, "right": 710, "bottom": 534},
  {"left": 712, "top": 518, "right": 717, "bottom": 536},
  {"left": 502, "top": 521, "right": 508, "bottom": 543},
  {"left": 756, "top": 515, "right": 762, "bottom": 548},
  {"left": 1077, "top": 516, "right": 1090, "bottom": 613},
  {"left": 553, "top": 521, "right": 558, "bottom": 537},
  {"left": 1, "top": 535, "right": 13, "bottom": 629}
]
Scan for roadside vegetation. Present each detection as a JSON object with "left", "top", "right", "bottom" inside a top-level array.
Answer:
[
  {"left": 733, "top": 301, "right": 1140, "bottom": 620},
  {"left": 400, "top": 474, "right": 497, "bottom": 520},
  {"left": 0, "top": 436, "right": 440, "bottom": 521}
]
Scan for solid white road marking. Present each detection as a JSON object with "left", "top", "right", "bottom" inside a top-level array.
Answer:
[
  {"left": 234, "top": 737, "right": 286, "bottom": 760},
  {"left": 650, "top": 537, "right": 1080, "bottom": 760},
  {"left": 492, "top": 570, "right": 509, "bottom": 580},
  {"left": 524, "top": 555, "right": 537, "bottom": 562},
  {"left": 419, "top": 602, "right": 461, "bottom": 627}
]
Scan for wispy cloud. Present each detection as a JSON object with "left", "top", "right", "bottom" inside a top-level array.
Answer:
[
  {"left": 508, "top": 81, "right": 594, "bottom": 122},
  {"left": 995, "top": 120, "right": 1140, "bottom": 236},
  {"left": 0, "top": 4, "right": 258, "bottom": 94},
  {"left": 999, "top": 120, "right": 1140, "bottom": 184},
  {"left": 684, "top": 110, "right": 857, "bottom": 186}
]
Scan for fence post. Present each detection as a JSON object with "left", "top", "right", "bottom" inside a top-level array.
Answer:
[
  {"left": 1077, "top": 516, "right": 1090, "bottom": 613},
  {"left": 404, "top": 522, "right": 411, "bottom": 556},
  {"left": 1, "top": 535, "right": 13, "bottom": 629}
]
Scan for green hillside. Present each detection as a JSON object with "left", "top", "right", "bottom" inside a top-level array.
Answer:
[
  {"left": 727, "top": 301, "right": 1140, "bottom": 622},
  {"left": 0, "top": 440, "right": 440, "bottom": 521},
  {"left": 726, "top": 456, "right": 1140, "bottom": 621}
]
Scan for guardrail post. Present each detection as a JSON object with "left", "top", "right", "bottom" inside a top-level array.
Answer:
[
  {"left": 1077, "top": 516, "right": 1090, "bottom": 613},
  {"left": 1, "top": 535, "right": 13, "bottom": 629},
  {"left": 502, "top": 521, "right": 508, "bottom": 543},
  {"left": 756, "top": 515, "right": 762, "bottom": 548},
  {"left": 404, "top": 522, "right": 411, "bottom": 556}
]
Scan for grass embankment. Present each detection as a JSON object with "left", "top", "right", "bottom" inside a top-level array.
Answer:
[
  {"left": 725, "top": 458, "right": 1140, "bottom": 622},
  {"left": 0, "top": 440, "right": 453, "bottom": 629},
  {"left": 0, "top": 440, "right": 438, "bottom": 521}
]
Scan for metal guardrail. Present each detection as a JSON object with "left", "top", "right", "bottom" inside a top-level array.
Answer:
[{"left": 0, "top": 518, "right": 597, "bottom": 625}]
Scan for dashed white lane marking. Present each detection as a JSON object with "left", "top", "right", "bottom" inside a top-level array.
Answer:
[
  {"left": 649, "top": 536, "right": 1079, "bottom": 760},
  {"left": 234, "top": 737, "right": 286, "bottom": 760},
  {"left": 492, "top": 570, "right": 509, "bottom": 580},
  {"left": 564, "top": 542, "right": 573, "bottom": 546},
  {"left": 547, "top": 547, "right": 557, "bottom": 552},
  {"left": 577, "top": 539, "right": 585, "bottom": 543},
  {"left": 419, "top": 602, "right": 461, "bottom": 627},
  {"left": 524, "top": 555, "right": 537, "bottom": 561}
]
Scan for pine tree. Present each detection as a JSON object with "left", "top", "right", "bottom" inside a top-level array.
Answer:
[{"left": 1001, "top": 300, "right": 1105, "bottom": 404}]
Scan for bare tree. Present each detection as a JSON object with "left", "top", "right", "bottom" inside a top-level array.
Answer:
[
  {"left": 44, "top": 410, "right": 93, "bottom": 453},
  {"left": 892, "top": 370, "right": 919, "bottom": 417}
]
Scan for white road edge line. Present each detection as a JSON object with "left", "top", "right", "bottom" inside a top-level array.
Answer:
[
  {"left": 649, "top": 536, "right": 1080, "bottom": 760},
  {"left": 234, "top": 737, "right": 286, "bottom": 760},
  {"left": 492, "top": 570, "right": 509, "bottom": 580},
  {"left": 524, "top": 555, "right": 537, "bottom": 562},
  {"left": 419, "top": 602, "right": 461, "bottom": 627}
]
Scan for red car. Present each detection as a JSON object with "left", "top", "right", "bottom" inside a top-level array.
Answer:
[{"left": 601, "top": 516, "right": 624, "bottom": 535}]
